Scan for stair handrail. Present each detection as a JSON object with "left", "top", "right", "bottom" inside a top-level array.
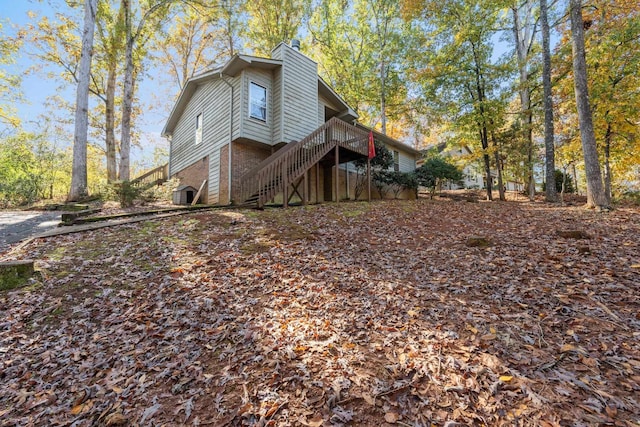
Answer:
[
  {"left": 132, "top": 163, "right": 169, "bottom": 187},
  {"left": 239, "top": 117, "right": 369, "bottom": 206}
]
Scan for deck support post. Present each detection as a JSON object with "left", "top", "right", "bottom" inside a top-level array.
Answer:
[
  {"left": 367, "top": 158, "right": 371, "bottom": 202},
  {"left": 283, "top": 159, "right": 289, "bottom": 208},
  {"left": 316, "top": 163, "right": 320, "bottom": 203},
  {"left": 334, "top": 145, "right": 339, "bottom": 203},
  {"left": 303, "top": 170, "right": 308, "bottom": 205}
]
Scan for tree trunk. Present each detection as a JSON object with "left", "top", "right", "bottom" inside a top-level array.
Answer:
[
  {"left": 569, "top": 0, "right": 608, "bottom": 209},
  {"left": 119, "top": 0, "right": 133, "bottom": 181},
  {"left": 68, "top": 0, "right": 97, "bottom": 201},
  {"left": 604, "top": 122, "right": 612, "bottom": 203},
  {"left": 380, "top": 60, "right": 386, "bottom": 135},
  {"left": 492, "top": 131, "right": 505, "bottom": 201},
  {"left": 105, "top": 62, "right": 117, "bottom": 183},
  {"left": 512, "top": 5, "right": 535, "bottom": 202},
  {"left": 481, "top": 137, "right": 492, "bottom": 201},
  {"left": 541, "top": 0, "right": 557, "bottom": 202}
]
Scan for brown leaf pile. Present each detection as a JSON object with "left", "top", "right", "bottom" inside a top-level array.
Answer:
[{"left": 1, "top": 199, "right": 639, "bottom": 426}]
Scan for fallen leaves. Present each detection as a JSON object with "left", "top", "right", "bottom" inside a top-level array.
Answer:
[{"left": 0, "top": 200, "right": 639, "bottom": 425}]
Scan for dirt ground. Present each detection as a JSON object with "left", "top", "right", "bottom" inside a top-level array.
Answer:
[{"left": 1, "top": 198, "right": 639, "bottom": 426}]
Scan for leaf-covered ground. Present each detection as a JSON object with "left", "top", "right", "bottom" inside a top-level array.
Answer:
[{"left": 1, "top": 199, "right": 639, "bottom": 426}]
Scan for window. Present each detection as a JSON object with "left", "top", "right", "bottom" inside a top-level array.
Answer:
[
  {"left": 393, "top": 150, "right": 400, "bottom": 172},
  {"left": 249, "top": 82, "right": 267, "bottom": 121},
  {"left": 195, "top": 113, "right": 203, "bottom": 145}
]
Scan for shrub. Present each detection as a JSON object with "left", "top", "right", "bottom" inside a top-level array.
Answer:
[
  {"left": 415, "top": 157, "right": 463, "bottom": 198},
  {"left": 543, "top": 170, "right": 575, "bottom": 194}
]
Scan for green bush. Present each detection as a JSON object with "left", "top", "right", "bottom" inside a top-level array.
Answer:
[
  {"left": 415, "top": 157, "right": 463, "bottom": 198},
  {"left": 542, "top": 170, "right": 575, "bottom": 193},
  {"left": 140, "top": 178, "right": 180, "bottom": 202}
]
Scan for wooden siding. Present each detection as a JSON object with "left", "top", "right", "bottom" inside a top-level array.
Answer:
[
  {"left": 169, "top": 74, "right": 240, "bottom": 202},
  {"left": 382, "top": 143, "right": 417, "bottom": 173},
  {"left": 317, "top": 102, "right": 324, "bottom": 126},
  {"left": 398, "top": 149, "right": 416, "bottom": 172},
  {"left": 281, "top": 46, "right": 319, "bottom": 142},
  {"left": 317, "top": 93, "right": 340, "bottom": 125},
  {"left": 208, "top": 148, "right": 220, "bottom": 203},
  {"left": 240, "top": 69, "right": 273, "bottom": 145},
  {"left": 272, "top": 66, "right": 283, "bottom": 143}
]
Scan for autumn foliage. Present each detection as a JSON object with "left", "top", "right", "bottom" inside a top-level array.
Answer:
[{"left": 1, "top": 200, "right": 639, "bottom": 425}]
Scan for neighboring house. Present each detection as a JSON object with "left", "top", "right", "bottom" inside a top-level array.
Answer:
[
  {"left": 162, "top": 41, "right": 420, "bottom": 206},
  {"left": 419, "top": 143, "right": 525, "bottom": 192},
  {"left": 419, "top": 143, "right": 485, "bottom": 189}
]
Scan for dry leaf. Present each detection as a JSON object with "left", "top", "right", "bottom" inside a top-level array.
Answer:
[{"left": 384, "top": 411, "right": 400, "bottom": 423}]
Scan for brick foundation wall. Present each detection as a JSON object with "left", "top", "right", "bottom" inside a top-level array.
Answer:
[
  {"left": 231, "top": 141, "right": 272, "bottom": 203},
  {"left": 172, "top": 156, "right": 209, "bottom": 204}
]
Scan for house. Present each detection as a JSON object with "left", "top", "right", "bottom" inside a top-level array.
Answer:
[
  {"left": 419, "top": 143, "right": 485, "bottom": 189},
  {"left": 162, "top": 41, "right": 420, "bottom": 206}
]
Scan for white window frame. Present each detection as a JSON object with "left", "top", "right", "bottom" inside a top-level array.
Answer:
[
  {"left": 393, "top": 150, "right": 400, "bottom": 172},
  {"left": 195, "top": 113, "right": 203, "bottom": 145},
  {"left": 249, "top": 82, "right": 267, "bottom": 122}
]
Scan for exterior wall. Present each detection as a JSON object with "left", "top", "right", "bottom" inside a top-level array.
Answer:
[
  {"left": 230, "top": 141, "right": 272, "bottom": 202},
  {"left": 317, "top": 101, "right": 325, "bottom": 125},
  {"left": 172, "top": 156, "right": 209, "bottom": 204},
  {"left": 390, "top": 146, "right": 417, "bottom": 173},
  {"left": 169, "top": 75, "right": 240, "bottom": 203},
  {"left": 280, "top": 45, "right": 319, "bottom": 142},
  {"left": 219, "top": 144, "right": 230, "bottom": 205},
  {"left": 240, "top": 68, "right": 273, "bottom": 145},
  {"left": 272, "top": 66, "right": 283, "bottom": 144},
  {"left": 318, "top": 93, "right": 342, "bottom": 124}
]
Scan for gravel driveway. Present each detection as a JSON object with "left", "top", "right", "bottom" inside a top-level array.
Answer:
[{"left": 0, "top": 211, "right": 62, "bottom": 253}]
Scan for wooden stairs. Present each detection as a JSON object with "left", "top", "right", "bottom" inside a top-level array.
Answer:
[
  {"left": 131, "top": 164, "right": 169, "bottom": 190},
  {"left": 239, "top": 117, "right": 370, "bottom": 208}
]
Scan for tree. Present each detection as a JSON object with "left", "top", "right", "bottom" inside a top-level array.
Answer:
[
  {"left": 0, "top": 22, "right": 22, "bottom": 130},
  {"left": 95, "top": 0, "right": 126, "bottom": 182},
  {"left": 415, "top": 157, "right": 463, "bottom": 199},
  {"left": 245, "top": 0, "right": 310, "bottom": 55},
  {"left": 308, "top": 0, "right": 413, "bottom": 131},
  {"left": 511, "top": 0, "right": 539, "bottom": 201},
  {"left": 540, "top": 0, "right": 557, "bottom": 202},
  {"left": 406, "top": 0, "right": 509, "bottom": 202},
  {"left": 569, "top": 0, "right": 607, "bottom": 208},
  {"left": 27, "top": 1, "right": 124, "bottom": 184},
  {"left": 0, "top": 128, "right": 72, "bottom": 206},
  {"left": 69, "top": 0, "right": 98, "bottom": 201},
  {"left": 582, "top": 0, "right": 640, "bottom": 201},
  {"left": 153, "top": 0, "right": 244, "bottom": 94}
]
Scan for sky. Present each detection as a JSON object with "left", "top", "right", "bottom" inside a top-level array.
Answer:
[{"left": 1, "top": 0, "right": 169, "bottom": 171}]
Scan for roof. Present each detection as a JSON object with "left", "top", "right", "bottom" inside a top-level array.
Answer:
[
  {"left": 318, "top": 77, "right": 358, "bottom": 122},
  {"left": 354, "top": 124, "right": 422, "bottom": 157},
  {"left": 162, "top": 48, "right": 358, "bottom": 136}
]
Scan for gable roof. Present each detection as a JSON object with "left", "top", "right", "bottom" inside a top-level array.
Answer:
[
  {"left": 162, "top": 52, "right": 358, "bottom": 136},
  {"left": 355, "top": 124, "right": 422, "bottom": 157}
]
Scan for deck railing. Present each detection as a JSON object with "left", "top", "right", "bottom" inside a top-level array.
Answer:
[
  {"left": 131, "top": 163, "right": 169, "bottom": 188},
  {"left": 239, "top": 117, "right": 369, "bottom": 207}
]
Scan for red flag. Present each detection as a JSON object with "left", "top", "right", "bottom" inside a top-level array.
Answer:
[{"left": 368, "top": 131, "right": 376, "bottom": 159}]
